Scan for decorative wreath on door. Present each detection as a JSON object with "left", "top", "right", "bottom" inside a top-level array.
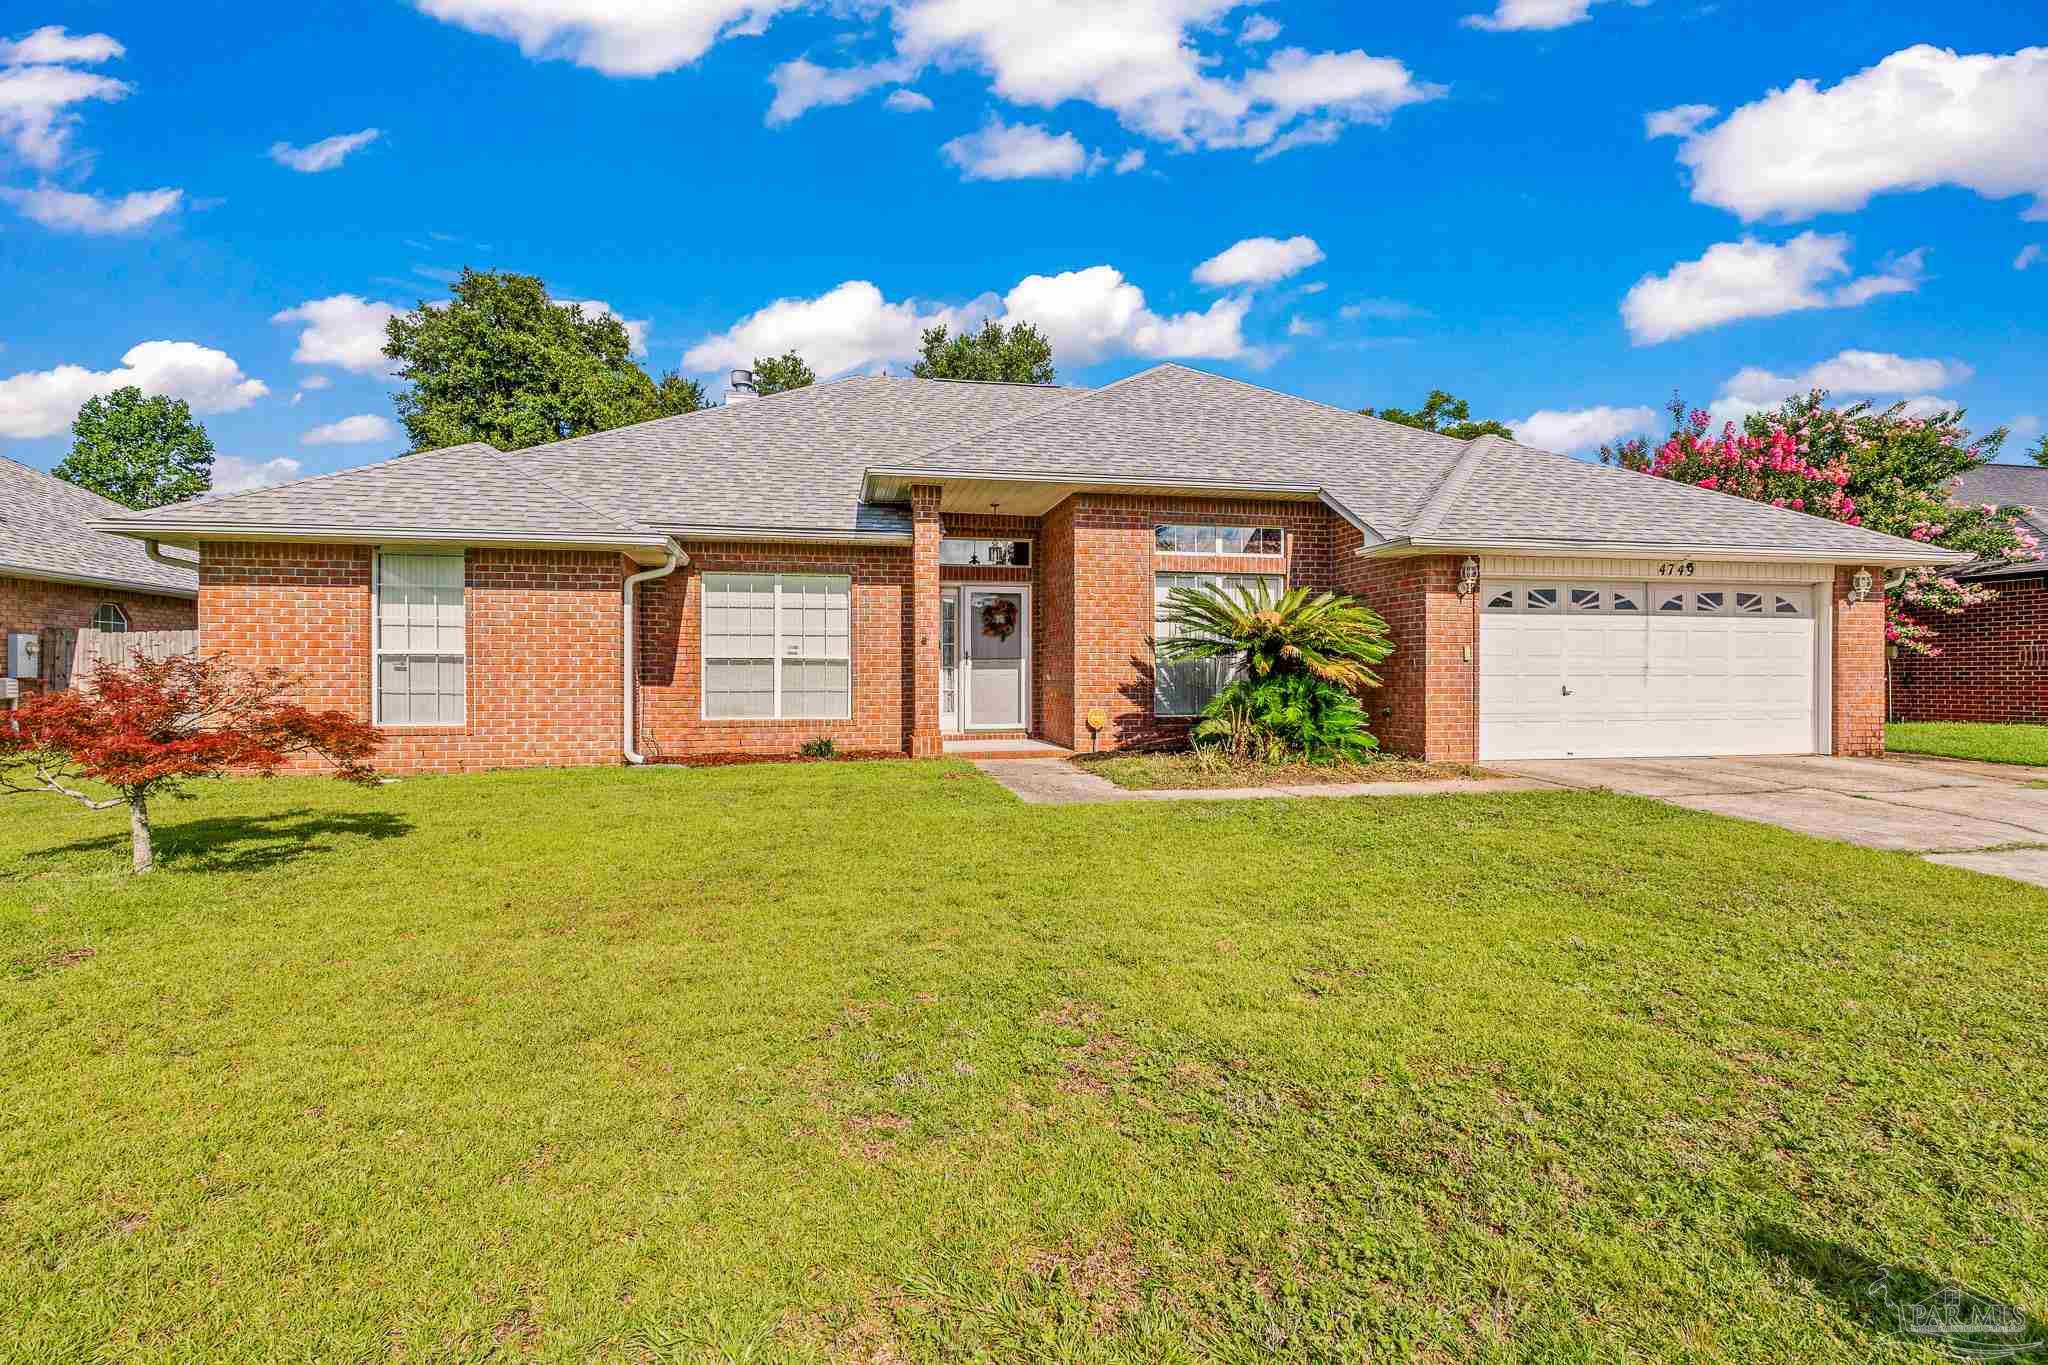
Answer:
[{"left": 979, "top": 598, "right": 1019, "bottom": 641}]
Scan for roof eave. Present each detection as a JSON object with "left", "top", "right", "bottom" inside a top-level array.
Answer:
[
  {"left": 90, "top": 521, "right": 679, "bottom": 564},
  {"left": 0, "top": 560, "right": 198, "bottom": 600},
  {"left": 656, "top": 524, "right": 914, "bottom": 547},
  {"left": 1355, "top": 536, "right": 1973, "bottom": 568}
]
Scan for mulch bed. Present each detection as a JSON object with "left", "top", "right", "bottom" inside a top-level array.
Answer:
[{"left": 647, "top": 751, "right": 908, "bottom": 768}]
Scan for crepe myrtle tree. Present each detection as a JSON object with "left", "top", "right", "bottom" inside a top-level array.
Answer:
[
  {"left": 0, "top": 654, "right": 382, "bottom": 873},
  {"left": 1603, "top": 393, "right": 2039, "bottom": 656}
]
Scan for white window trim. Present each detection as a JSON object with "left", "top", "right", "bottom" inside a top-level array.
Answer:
[
  {"left": 1153, "top": 570, "right": 1287, "bottom": 718},
  {"left": 91, "top": 602, "right": 129, "bottom": 632},
  {"left": 698, "top": 572, "right": 855, "bottom": 722},
  {"left": 371, "top": 548, "right": 469, "bottom": 728}
]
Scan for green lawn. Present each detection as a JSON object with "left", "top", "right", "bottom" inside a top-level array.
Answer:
[
  {"left": 1888, "top": 721, "right": 2048, "bottom": 767},
  {"left": 4, "top": 762, "right": 2045, "bottom": 1361}
]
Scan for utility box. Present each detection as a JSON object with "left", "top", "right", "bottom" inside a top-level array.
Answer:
[{"left": 6, "top": 631, "right": 39, "bottom": 679}]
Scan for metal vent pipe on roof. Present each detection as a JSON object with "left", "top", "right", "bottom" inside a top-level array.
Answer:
[{"left": 727, "top": 368, "right": 757, "bottom": 406}]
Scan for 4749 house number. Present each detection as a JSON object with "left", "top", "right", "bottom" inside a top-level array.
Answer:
[{"left": 1657, "top": 560, "right": 1698, "bottom": 577}]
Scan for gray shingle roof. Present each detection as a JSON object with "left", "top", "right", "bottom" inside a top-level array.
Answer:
[
  {"left": 1945, "top": 463, "right": 2048, "bottom": 580},
  {"left": 91, "top": 363, "right": 1964, "bottom": 567},
  {"left": 0, "top": 457, "right": 197, "bottom": 596},
  {"left": 96, "top": 441, "right": 665, "bottom": 546}
]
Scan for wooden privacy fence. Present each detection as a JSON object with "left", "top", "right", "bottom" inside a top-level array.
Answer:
[{"left": 38, "top": 627, "right": 198, "bottom": 690}]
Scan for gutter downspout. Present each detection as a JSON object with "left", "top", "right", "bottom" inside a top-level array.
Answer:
[
  {"left": 623, "top": 543, "right": 685, "bottom": 765},
  {"left": 143, "top": 539, "right": 199, "bottom": 575}
]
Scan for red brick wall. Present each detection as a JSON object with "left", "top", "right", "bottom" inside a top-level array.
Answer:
[
  {"left": 1890, "top": 574, "right": 2048, "bottom": 725},
  {"left": 635, "top": 540, "right": 915, "bottom": 757},
  {"left": 1049, "top": 494, "right": 1337, "bottom": 751},
  {"left": 1333, "top": 541, "right": 1475, "bottom": 761},
  {"left": 1, "top": 572, "right": 196, "bottom": 672},
  {"left": 1038, "top": 500, "right": 1079, "bottom": 748},
  {"left": 199, "top": 542, "right": 627, "bottom": 774},
  {"left": 1831, "top": 564, "right": 1887, "bottom": 757}
]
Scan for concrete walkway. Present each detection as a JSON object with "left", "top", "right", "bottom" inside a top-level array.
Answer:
[
  {"left": 974, "top": 751, "right": 2048, "bottom": 890},
  {"left": 1496, "top": 754, "right": 2048, "bottom": 887},
  {"left": 972, "top": 759, "right": 1556, "bottom": 806}
]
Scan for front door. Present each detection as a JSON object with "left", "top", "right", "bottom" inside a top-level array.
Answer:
[{"left": 962, "top": 587, "right": 1028, "bottom": 729}]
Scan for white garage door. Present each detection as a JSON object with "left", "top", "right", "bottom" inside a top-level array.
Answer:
[{"left": 1479, "top": 580, "right": 1819, "bottom": 760}]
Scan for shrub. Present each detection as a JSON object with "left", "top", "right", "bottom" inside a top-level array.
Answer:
[
  {"left": 798, "top": 737, "right": 836, "bottom": 759},
  {"left": 1195, "top": 674, "right": 1379, "bottom": 763}
]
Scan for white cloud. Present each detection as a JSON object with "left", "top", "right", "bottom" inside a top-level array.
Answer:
[
  {"left": 1894, "top": 396, "right": 1956, "bottom": 420},
  {"left": 940, "top": 118, "right": 1097, "bottom": 181},
  {"left": 1621, "top": 232, "right": 1922, "bottom": 345},
  {"left": 1462, "top": 0, "right": 1619, "bottom": 32},
  {"left": 767, "top": 57, "right": 915, "bottom": 124},
  {"left": 1298, "top": 281, "right": 1327, "bottom": 295},
  {"left": 272, "top": 295, "right": 403, "bottom": 374},
  {"left": 1719, "top": 350, "right": 1970, "bottom": 408},
  {"left": 2018, "top": 244, "right": 2043, "bottom": 271},
  {"left": 1644, "top": 103, "right": 1715, "bottom": 139},
  {"left": 1338, "top": 297, "right": 1420, "bottom": 321},
  {"left": 409, "top": 0, "right": 801, "bottom": 77},
  {"left": 302, "top": 414, "right": 398, "bottom": 445},
  {"left": 0, "top": 341, "right": 268, "bottom": 439},
  {"left": 782, "top": 6, "right": 1442, "bottom": 158},
  {"left": 268, "top": 127, "right": 381, "bottom": 173},
  {"left": 1193, "top": 234, "right": 1324, "bottom": 287},
  {"left": 209, "top": 456, "right": 303, "bottom": 494},
  {"left": 1512, "top": 405, "right": 1658, "bottom": 453},
  {"left": 1113, "top": 148, "right": 1146, "bottom": 174},
  {"left": 0, "top": 184, "right": 179, "bottom": 233},
  {"left": 0, "top": 57, "right": 130, "bottom": 169},
  {"left": 1240, "top": 14, "right": 1281, "bottom": 43},
  {"left": 290, "top": 374, "right": 333, "bottom": 405},
  {"left": 1663, "top": 45, "right": 2048, "bottom": 222},
  {"left": 571, "top": 299, "right": 650, "bottom": 355},
  {"left": 883, "top": 88, "right": 932, "bottom": 113},
  {"left": 682, "top": 262, "right": 1259, "bottom": 377},
  {"left": 1286, "top": 314, "right": 1321, "bottom": 338},
  {"left": 0, "top": 25, "right": 124, "bottom": 65}
]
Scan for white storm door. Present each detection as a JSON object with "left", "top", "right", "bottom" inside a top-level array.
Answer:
[
  {"left": 938, "top": 588, "right": 960, "bottom": 732},
  {"left": 962, "top": 587, "right": 1028, "bottom": 729}
]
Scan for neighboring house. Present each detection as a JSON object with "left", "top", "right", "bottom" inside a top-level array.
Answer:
[
  {"left": 94, "top": 364, "right": 1961, "bottom": 773},
  {"left": 1, "top": 457, "right": 198, "bottom": 691},
  {"left": 1891, "top": 462, "right": 2048, "bottom": 725}
]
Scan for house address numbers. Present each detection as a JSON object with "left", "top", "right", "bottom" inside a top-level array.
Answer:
[{"left": 1657, "top": 560, "right": 1698, "bottom": 577}]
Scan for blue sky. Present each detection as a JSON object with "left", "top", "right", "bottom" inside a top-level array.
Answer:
[{"left": 1, "top": 2, "right": 2042, "bottom": 493}]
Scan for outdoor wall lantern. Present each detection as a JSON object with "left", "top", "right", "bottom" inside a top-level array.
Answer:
[
  {"left": 1457, "top": 556, "right": 1480, "bottom": 597},
  {"left": 1850, "top": 568, "right": 1874, "bottom": 603}
]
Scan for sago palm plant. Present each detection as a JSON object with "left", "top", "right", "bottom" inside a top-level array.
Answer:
[{"left": 1156, "top": 582, "right": 1394, "bottom": 691}]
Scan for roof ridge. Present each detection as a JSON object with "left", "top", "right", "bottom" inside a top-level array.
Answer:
[
  {"left": 888, "top": 363, "right": 1175, "bottom": 469},
  {"left": 533, "top": 373, "right": 890, "bottom": 456},
  {"left": 1408, "top": 434, "right": 1501, "bottom": 536},
  {"left": 488, "top": 444, "right": 652, "bottom": 535},
  {"left": 1142, "top": 362, "right": 1477, "bottom": 453}
]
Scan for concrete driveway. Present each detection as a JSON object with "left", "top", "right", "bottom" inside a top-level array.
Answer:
[{"left": 1497, "top": 754, "right": 2048, "bottom": 887}]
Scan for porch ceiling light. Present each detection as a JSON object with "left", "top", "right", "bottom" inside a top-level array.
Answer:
[{"left": 1457, "top": 556, "right": 1480, "bottom": 597}]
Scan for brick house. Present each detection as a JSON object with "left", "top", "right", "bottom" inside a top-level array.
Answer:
[
  {"left": 1891, "top": 462, "right": 2048, "bottom": 725},
  {"left": 2, "top": 457, "right": 197, "bottom": 694},
  {"left": 95, "top": 365, "right": 1961, "bottom": 774}
]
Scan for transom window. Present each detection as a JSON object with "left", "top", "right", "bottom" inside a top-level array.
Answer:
[
  {"left": 1154, "top": 524, "right": 1284, "bottom": 556},
  {"left": 375, "top": 551, "right": 466, "bottom": 725},
  {"left": 702, "top": 573, "right": 852, "bottom": 720},
  {"left": 91, "top": 603, "right": 128, "bottom": 632},
  {"left": 1154, "top": 571, "right": 1286, "bottom": 716},
  {"left": 939, "top": 537, "right": 1031, "bottom": 567}
]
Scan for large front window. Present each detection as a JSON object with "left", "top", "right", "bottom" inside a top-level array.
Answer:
[
  {"left": 702, "top": 572, "right": 852, "bottom": 719},
  {"left": 375, "top": 551, "right": 466, "bottom": 725},
  {"left": 1154, "top": 571, "right": 1285, "bottom": 717}
]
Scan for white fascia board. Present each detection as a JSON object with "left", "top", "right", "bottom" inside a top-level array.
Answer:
[
  {"left": 90, "top": 521, "right": 677, "bottom": 562},
  {"left": 0, "top": 560, "right": 198, "bottom": 599},
  {"left": 1355, "top": 536, "right": 1972, "bottom": 568},
  {"left": 657, "top": 525, "right": 914, "bottom": 547},
  {"left": 863, "top": 466, "right": 1328, "bottom": 500}
]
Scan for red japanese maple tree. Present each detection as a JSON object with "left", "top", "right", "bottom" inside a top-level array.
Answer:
[{"left": 0, "top": 654, "right": 383, "bottom": 873}]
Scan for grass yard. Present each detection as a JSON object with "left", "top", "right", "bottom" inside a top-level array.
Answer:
[
  {"left": 1887, "top": 721, "right": 2048, "bottom": 767},
  {"left": 4, "top": 761, "right": 2046, "bottom": 1361},
  {"left": 1076, "top": 752, "right": 1488, "bottom": 790}
]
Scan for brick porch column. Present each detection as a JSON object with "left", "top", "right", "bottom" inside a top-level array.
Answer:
[
  {"left": 1832, "top": 564, "right": 1887, "bottom": 756},
  {"left": 909, "top": 484, "right": 943, "bottom": 757}
]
